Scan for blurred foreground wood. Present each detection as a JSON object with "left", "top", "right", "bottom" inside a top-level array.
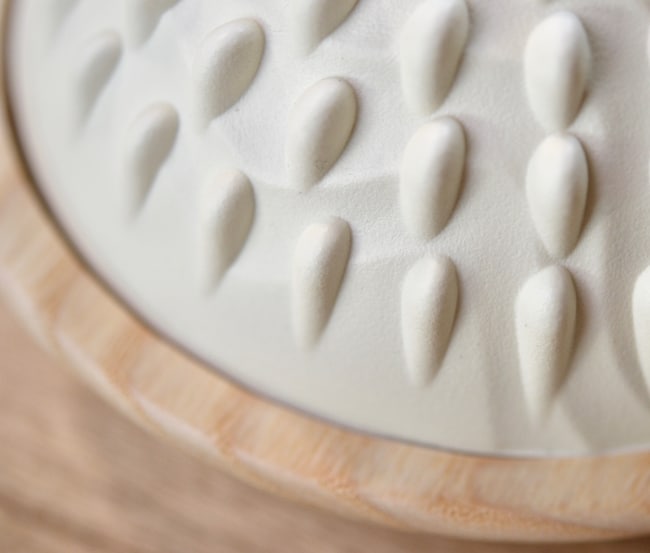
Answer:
[{"left": 0, "top": 299, "right": 649, "bottom": 553}]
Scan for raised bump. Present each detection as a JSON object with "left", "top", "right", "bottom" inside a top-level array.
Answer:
[
  {"left": 524, "top": 11, "right": 590, "bottom": 131},
  {"left": 286, "top": 78, "right": 358, "bottom": 190},
  {"left": 633, "top": 267, "right": 650, "bottom": 394},
  {"left": 124, "top": 103, "right": 179, "bottom": 212},
  {"left": 74, "top": 31, "right": 122, "bottom": 122},
  {"left": 400, "top": 117, "right": 466, "bottom": 240},
  {"left": 401, "top": 256, "right": 459, "bottom": 387},
  {"left": 289, "top": 0, "right": 358, "bottom": 54},
  {"left": 400, "top": 0, "right": 469, "bottom": 115},
  {"left": 526, "top": 133, "right": 588, "bottom": 258},
  {"left": 123, "top": 0, "right": 178, "bottom": 47},
  {"left": 515, "top": 266, "right": 577, "bottom": 422},
  {"left": 193, "top": 18, "right": 265, "bottom": 126},
  {"left": 198, "top": 170, "right": 256, "bottom": 290},
  {"left": 292, "top": 217, "right": 352, "bottom": 348},
  {"left": 46, "top": 0, "right": 79, "bottom": 32}
]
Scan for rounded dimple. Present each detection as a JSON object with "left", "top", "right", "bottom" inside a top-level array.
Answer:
[
  {"left": 288, "top": 0, "right": 358, "bottom": 55},
  {"left": 123, "top": 0, "right": 178, "bottom": 47},
  {"left": 193, "top": 18, "right": 265, "bottom": 127},
  {"left": 401, "top": 255, "right": 459, "bottom": 387},
  {"left": 123, "top": 102, "right": 179, "bottom": 213},
  {"left": 73, "top": 31, "right": 122, "bottom": 123},
  {"left": 633, "top": 268, "right": 650, "bottom": 395},
  {"left": 515, "top": 266, "right": 577, "bottom": 423},
  {"left": 286, "top": 78, "right": 358, "bottom": 190},
  {"left": 526, "top": 133, "right": 588, "bottom": 258},
  {"left": 292, "top": 217, "right": 352, "bottom": 348},
  {"left": 400, "top": 0, "right": 469, "bottom": 115},
  {"left": 524, "top": 11, "right": 590, "bottom": 132},
  {"left": 400, "top": 117, "right": 466, "bottom": 240},
  {"left": 197, "top": 169, "right": 256, "bottom": 292}
]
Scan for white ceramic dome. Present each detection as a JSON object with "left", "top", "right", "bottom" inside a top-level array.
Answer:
[{"left": 9, "top": 0, "right": 650, "bottom": 455}]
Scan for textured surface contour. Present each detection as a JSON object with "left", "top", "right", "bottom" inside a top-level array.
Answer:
[{"left": 9, "top": 0, "right": 650, "bottom": 455}]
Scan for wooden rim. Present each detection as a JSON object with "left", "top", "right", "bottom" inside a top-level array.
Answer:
[{"left": 2, "top": 6, "right": 650, "bottom": 542}]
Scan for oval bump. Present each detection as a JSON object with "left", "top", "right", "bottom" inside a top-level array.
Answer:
[
  {"left": 515, "top": 266, "right": 577, "bottom": 422},
  {"left": 289, "top": 0, "right": 358, "bottom": 54},
  {"left": 123, "top": 0, "right": 178, "bottom": 47},
  {"left": 124, "top": 102, "right": 179, "bottom": 212},
  {"left": 401, "top": 255, "right": 459, "bottom": 387},
  {"left": 400, "top": 117, "right": 466, "bottom": 240},
  {"left": 193, "top": 18, "right": 265, "bottom": 126},
  {"left": 526, "top": 133, "right": 588, "bottom": 258},
  {"left": 400, "top": 0, "right": 469, "bottom": 115},
  {"left": 46, "top": 0, "right": 79, "bottom": 33},
  {"left": 633, "top": 268, "right": 650, "bottom": 395},
  {"left": 74, "top": 31, "right": 122, "bottom": 122},
  {"left": 524, "top": 11, "right": 590, "bottom": 131},
  {"left": 198, "top": 170, "right": 256, "bottom": 291},
  {"left": 286, "top": 78, "right": 358, "bottom": 190},
  {"left": 292, "top": 217, "right": 352, "bottom": 348}
]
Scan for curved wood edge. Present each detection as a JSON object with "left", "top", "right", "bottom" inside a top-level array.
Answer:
[{"left": 1, "top": 5, "right": 650, "bottom": 543}]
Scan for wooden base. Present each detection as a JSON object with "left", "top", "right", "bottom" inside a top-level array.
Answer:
[
  {"left": 5, "top": 297, "right": 650, "bottom": 552},
  {"left": 1, "top": 2, "right": 650, "bottom": 542}
]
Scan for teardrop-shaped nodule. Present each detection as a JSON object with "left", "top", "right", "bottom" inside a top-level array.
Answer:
[
  {"left": 286, "top": 78, "right": 358, "bottom": 190},
  {"left": 400, "top": 117, "right": 466, "bottom": 240},
  {"left": 74, "top": 31, "right": 122, "bottom": 122},
  {"left": 123, "top": 0, "right": 178, "bottom": 47},
  {"left": 400, "top": 0, "right": 469, "bottom": 115},
  {"left": 46, "top": 0, "right": 79, "bottom": 34},
  {"left": 633, "top": 267, "right": 650, "bottom": 395},
  {"left": 401, "top": 255, "right": 459, "bottom": 387},
  {"left": 198, "top": 169, "right": 256, "bottom": 291},
  {"left": 524, "top": 11, "right": 590, "bottom": 132},
  {"left": 526, "top": 133, "right": 588, "bottom": 258},
  {"left": 193, "top": 18, "right": 265, "bottom": 126},
  {"left": 289, "top": 0, "right": 358, "bottom": 54},
  {"left": 292, "top": 217, "right": 352, "bottom": 348},
  {"left": 515, "top": 266, "right": 577, "bottom": 422},
  {"left": 124, "top": 102, "right": 179, "bottom": 213}
]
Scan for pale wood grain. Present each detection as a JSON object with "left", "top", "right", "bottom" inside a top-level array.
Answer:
[
  {"left": 2, "top": 0, "right": 650, "bottom": 542},
  {"left": 2, "top": 298, "right": 650, "bottom": 553}
]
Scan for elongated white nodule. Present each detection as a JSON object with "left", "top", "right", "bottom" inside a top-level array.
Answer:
[
  {"left": 193, "top": 18, "right": 265, "bottom": 126},
  {"left": 401, "top": 117, "right": 466, "bottom": 240},
  {"left": 123, "top": 0, "right": 178, "bottom": 47},
  {"left": 46, "top": 0, "right": 80, "bottom": 35},
  {"left": 124, "top": 102, "right": 179, "bottom": 213},
  {"left": 400, "top": 0, "right": 469, "bottom": 114},
  {"left": 292, "top": 217, "right": 352, "bottom": 348},
  {"left": 633, "top": 267, "right": 650, "bottom": 395},
  {"left": 289, "top": 0, "right": 358, "bottom": 54},
  {"left": 526, "top": 133, "right": 588, "bottom": 258},
  {"left": 286, "top": 78, "right": 358, "bottom": 190},
  {"left": 515, "top": 266, "right": 577, "bottom": 422},
  {"left": 401, "top": 255, "right": 459, "bottom": 386},
  {"left": 74, "top": 31, "right": 122, "bottom": 122},
  {"left": 524, "top": 11, "right": 590, "bottom": 131},
  {"left": 198, "top": 170, "right": 256, "bottom": 291}
]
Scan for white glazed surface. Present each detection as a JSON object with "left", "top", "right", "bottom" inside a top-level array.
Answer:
[{"left": 9, "top": 0, "right": 650, "bottom": 455}]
